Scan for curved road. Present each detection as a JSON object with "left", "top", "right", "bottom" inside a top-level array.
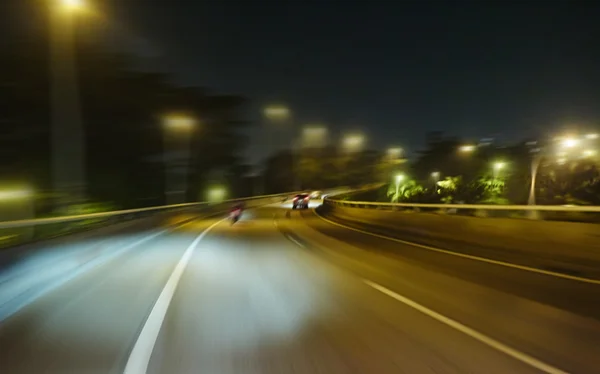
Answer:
[{"left": 0, "top": 200, "right": 599, "bottom": 373}]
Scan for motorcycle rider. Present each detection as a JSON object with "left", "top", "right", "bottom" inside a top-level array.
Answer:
[{"left": 230, "top": 202, "right": 244, "bottom": 222}]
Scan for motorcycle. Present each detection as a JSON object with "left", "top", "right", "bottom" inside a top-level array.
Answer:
[{"left": 230, "top": 207, "right": 242, "bottom": 224}]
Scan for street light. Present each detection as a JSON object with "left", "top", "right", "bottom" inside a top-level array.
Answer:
[
  {"left": 394, "top": 173, "right": 405, "bottom": 201},
  {"left": 585, "top": 133, "right": 599, "bottom": 140},
  {"left": 492, "top": 161, "right": 506, "bottom": 178},
  {"left": 0, "top": 188, "right": 34, "bottom": 201},
  {"left": 387, "top": 147, "right": 403, "bottom": 159},
  {"left": 583, "top": 149, "right": 597, "bottom": 158},
  {"left": 561, "top": 137, "right": 579, "bottom": 148},
  {"left": 60, "top": 0, "right": 84, "bottom": 10},
  {"left": 163, "top": 115, "right": 196, "bottom": 205},
  {"left": 431, "top": 171, "right": 440, "bottom": 181},
  {"left": 302, "top": 126, "right": 328, "bottom": 148},
  {"left": 263, "top": 105, "right": 290, "bottom": 120},
  {"left": 51, "top": 0, "right": 88, "bottom": 209},
  {"left": 207, "top": 186, "right": 227, "bottom": 203},
  {"left": 164, "top": 115, "right": 196, "bottom": 132},
  {"left": 342, "top": 134, "right": 365, "bottom": 152},
  {"left": 459, "top": 145, "right": 476, "bottom": 153}
]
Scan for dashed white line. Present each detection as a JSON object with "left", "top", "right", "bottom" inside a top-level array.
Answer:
[
  {"left": 315, "top": 211, "right": 600, "bottom": 285},
  {"left": 123, "top": 218, "right": 224, "bottom": 374},
  {"left": 363, "top": 279, "right": 568, "bottom": 374}
]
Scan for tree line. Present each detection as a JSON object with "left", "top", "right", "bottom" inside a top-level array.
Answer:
[
  {"left": 0, "top": 29, "right": 251, "bottom": 211},
  {"left": 380, "top": 132, "right": 600, "bottom": 206}
]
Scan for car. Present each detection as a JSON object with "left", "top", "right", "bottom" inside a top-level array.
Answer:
[{"left": 292, "top": 194, "right": 310, "bottom": 209}]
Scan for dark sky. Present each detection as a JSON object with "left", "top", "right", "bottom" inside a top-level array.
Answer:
[{"left": 9, "top": 1, "right": 600, "bottom": 163}]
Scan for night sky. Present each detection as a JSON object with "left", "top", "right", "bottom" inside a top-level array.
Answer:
[{"left": 8, "top": 1, "right": 600, "bottom": 163}]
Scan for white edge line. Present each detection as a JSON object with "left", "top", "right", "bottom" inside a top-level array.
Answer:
[
  {"left": 363, "top": 279, "right": 568, "bottom": 374},
  {"left": 315, "top": 211, "right": 600, "bottom": 285},
  {"left": 123, "top": 218, "right": 225, "bottom": 374},
  {"left": 286, "top": 235, "right": 305, "bottom": 248}
]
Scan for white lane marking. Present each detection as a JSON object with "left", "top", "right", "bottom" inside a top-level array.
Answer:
[
  {"left": 363, "top": 280, "right": 568, "bottom": 374},
  {"left": 286, "top": 235, "right": 305, "bottom": 248},
  {"left": 315, "top": 211, "right": 600, "bottom": 285},
  {"left": 0, "top": 217, "right": 210, "bottom": 322},
  {"left": 123, "top": 218, "right": 225, "bottom": 374}
]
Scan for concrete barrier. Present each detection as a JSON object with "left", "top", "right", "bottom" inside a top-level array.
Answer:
[{"left": 320, "top": 204, "right": 600, "bottom": 279}]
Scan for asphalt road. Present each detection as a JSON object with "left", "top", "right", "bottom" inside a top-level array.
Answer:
[{"left": 0, "top": 199, "right": 599, "bottom": 373}]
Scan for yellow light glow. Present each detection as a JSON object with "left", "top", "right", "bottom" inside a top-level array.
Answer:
[
  {"left": 164, "top": 115, "right": 196, "bottom": 132},
  {"left": 207, "top": 186, "right": 227, "bottom": 202},
  {"left": 586, "top": 133, "right": 599, "bottom": 140},
  {"left": 395, "top": 174, "right": 405, "bottom": 183},
  {"left": 561, "top": 137, "right": 579, "bottom": 148},
  {"left": 342, "top": 134, "right": 365, "bottom": 151},
  {"left": 493, "top": 162, "right": 506, "bottom": 170},
  {"left": 0, "top": 189, "right": 33, "bottom": 201},
  {"left": 459, "top": 145, "right": 476, "bottom": 153},
  {"left": 61, "top": 0, "right": 84, "bottom": 10},
  {"left": 583, "top": 149, "right": 596, "bottom": 157},
  {"left": 387, "top": 147, "right": 403, "bottom": 158},
  {"left": 431, "top": 171, "right": 440, "bottom": 178},
  {"left": 264, "top": 106, "right": 290, "bottom": 120}
]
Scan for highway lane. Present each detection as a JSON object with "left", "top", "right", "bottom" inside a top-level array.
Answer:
[
  {"left": 0, "top": 200, "right": 598, "bottom": 373},
  {"left": 146, "top": 205, "right": 541, "bottom": 374}
]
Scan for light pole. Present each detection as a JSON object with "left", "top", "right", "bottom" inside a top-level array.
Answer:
[
  {"left": 527, "top": 134, "right": 597, "bottom": 218},
  {"left": 51, "top": 0, "right": 87, "bottom": 209},
  {"left": 395, "top": 173, "right": 405, "bottom": 201},
  {"left": 163, "top": 115, "right": 196, "bottom": 205},
  {"left": 263, "top": 105, "right": 297, "bottom": 191}
]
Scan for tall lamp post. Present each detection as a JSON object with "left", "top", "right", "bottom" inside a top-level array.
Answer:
[
  {"left": 394, "top": 173, "right": 405, "bottom": 202},
  {"left": 51, "top": 0, "right": 87, "bottom": 209},
  {"left": 263, "top": 105, "right": 298, "bottom": 191},
  {"left": 527, "top": 134, "right": 597, "bottom": 218},
  {"left": 163, "top": 115, "right": 196, "bottom": 205}
]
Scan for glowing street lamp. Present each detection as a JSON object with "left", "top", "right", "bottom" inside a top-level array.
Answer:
[
  {"left": 0, "top": 188, "right": 34, "bottom": 201},
  {"left": 51, "top": 0, "right": 88, "bottom": 208},
  {"left": 459, "top": 145, "right": 476, "bottom": 153},
  {"left": 561, "top": 137, "right": 579, "bottom": 149},
  {"left": 583, "top": 149, "right": 596, "bottom": 158},
  {"left": 342, "top": 134, "right": 365, "bottom": 152},
  {"left": 207, "top": 186, "right": 227, "bottom": 203},
  {"left": 163, "top": 114, "right": 197, "bottom": 205},
  {"left": 60, "top": 0, "right": 84, "bottom": 11},
  {"left": 585, "top": 133, "right": 599, "bottom": 140},
  {"left": 263, "top": 105, "right": 290, "bottom": 120},
  {"left": 301, "top": 126, "right": 328, "bottom": 148},
  {"left": 431, "top": 171, "right": 440, "bottom": 182},
  {"left": 387, "top": 147, "right": 403, "bottom": 159},
  {"left": 164, "top": 115, "right": 196, "bottom": 132},
  {"left": 394, "top": 173, "right": 405, "bottom": 201},
  {"left": 492, "top": 161, "right": 506, "bottom": 178}
]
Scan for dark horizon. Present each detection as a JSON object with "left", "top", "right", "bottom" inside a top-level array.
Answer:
[
  {"left": 3, "top": 0, "right": 600, "bottom": 164},
  {"left": 107, "top": 0, "right": 600, "bottom": 163}
]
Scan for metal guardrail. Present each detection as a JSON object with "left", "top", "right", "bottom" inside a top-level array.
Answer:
[
  {"left": 324, "top": 198, "right": 600, "bottom": 213},
  {"left": 0, "top": 192, "right": 295, "bottom": 229}
]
